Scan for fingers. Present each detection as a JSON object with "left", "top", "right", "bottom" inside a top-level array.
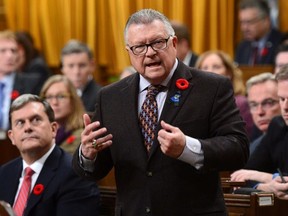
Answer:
[
  {"left": 157, "top": 120, "right": 185, "bottom": 158},
  {"left": 83, "top": 114, "right": 91, "bottom": 127}
]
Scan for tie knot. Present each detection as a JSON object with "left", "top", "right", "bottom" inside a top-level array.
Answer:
[
  {"left": 25, "top": 167, "right": 34, "bottom": 177},
  {"left": 147, "top": 85, "right": 162, "bottom": 97}
]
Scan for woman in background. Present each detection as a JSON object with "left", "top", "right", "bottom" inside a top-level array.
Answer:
[
  {"left": 195, "top": 50, "right": 254, "bottom": 140},
  {"left": 40, "top": 74, "right": 84, "bottom": 154},
  {"left": 15, "top": 31, "right": 51, "bottom": 84}
]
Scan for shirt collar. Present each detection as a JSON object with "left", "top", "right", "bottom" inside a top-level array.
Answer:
[{"left": 22, "top": 144, "right": 56, "bottom": 176}]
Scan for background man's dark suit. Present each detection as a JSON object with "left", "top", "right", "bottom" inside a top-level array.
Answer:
[
  {"left": 13, "top": 72, "right": 44, "bottom": 95},
  {"left": 81, "top": 79, "right": 101, "bottom": 113},
  {"left": 188, "top": 53, "right": 198, "bottom": 67},
  {"left": 0, "top": 146, "right": 99, "bottom": 216},
  {"left": 245, "top": 116, "right": 288, "bottom": 174},
  {"left": 73, "top": 61, "right": 249, "bottom": 216},
  {"left": 235, "top": 29, "right": 283, "bottom": 65}
]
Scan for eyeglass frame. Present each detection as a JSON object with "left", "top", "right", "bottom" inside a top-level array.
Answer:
[
  {"left": 240, "top": 16, "right": 265, "bottom": 26},
  {"left": 127, "top": 35, "right": 172, "bottom": 56},
  {"left": 43, "top": 94, "right": 71, "bottom": 102},
  {"left": 248, "top": 98, "right": 279, "bottom": 113}
]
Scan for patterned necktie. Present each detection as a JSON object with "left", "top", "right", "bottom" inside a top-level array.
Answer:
[
  {"left": 14, "top": 167, "right": 34, "bottom": 216},
  {"left": 0, "top": 82, "right": 5, "bottom": 129},
  {"left": 139, "top": 85, "right": 161, "bottom": 152}
]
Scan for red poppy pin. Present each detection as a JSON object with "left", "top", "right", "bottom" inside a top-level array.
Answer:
[
  {"left": 176, "top": 78, "right": 189, "bottom": 90},
  {"left": 66, "top": 135, "right": 76, "bottom": 144},
  {"left": 33, "top": 184, "right": 44, "bottom": 195},
  {"left": 171, "top": 79, "right": 189, "bottom": 106},
  {"left": 11, "top": 90, "right": 20, "bottom": 100},
  {"left": 260, "top": 47, "right": 268, "bottom": 56}
]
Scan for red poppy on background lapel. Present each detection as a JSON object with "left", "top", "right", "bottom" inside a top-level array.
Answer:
[
  {"left": 176, "top": 78, "right": 189, "bottom": 90},
  {"left": 260, "top": 47, "right": 268, "bottom": 57},
  {"left": 11, "top": 90, "right": 20, "bottom": 100},
  {"left": 66, "top": 135, "right": 76, "bottom": 144},
  {"left": 33, "top": 184, "right": 44, "bottom": 195}
]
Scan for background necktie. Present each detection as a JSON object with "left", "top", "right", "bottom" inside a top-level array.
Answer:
[
  {"left": 0, "top": 82, "right": 5, "bottom": 129},
  {"left": 14, "top": 167, "right": 34, "bottom": 216},
  {"left": 251, "top": 45, "right": 259, "bottom": 65},
  {"left": 139, "top": 85, "right": 161, "bottom": 152}
]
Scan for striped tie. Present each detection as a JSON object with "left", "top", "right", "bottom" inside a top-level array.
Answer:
[{"left": 14, "top": 167, "right": 34, "bottom": 216}]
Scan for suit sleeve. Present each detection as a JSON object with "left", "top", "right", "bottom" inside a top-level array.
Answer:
[
  {"left": 55, "top": 168, "right": 100, "bottom": 216},
  {"left": 200, "top": 77, "right": 249, "bottom": 171}
]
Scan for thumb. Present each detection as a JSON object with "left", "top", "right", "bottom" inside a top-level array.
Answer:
[{"left": 160, "top": 120, "right": 174, "bottom": 133}]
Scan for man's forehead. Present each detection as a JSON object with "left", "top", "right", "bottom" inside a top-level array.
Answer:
[
  {"left": 0, "top": 38, "right": 17, "bottom": 45},
  {"left": 12, "top": 102, "right": 45, "bottom": 117},
  {"left": 62, "top": 52, "right": 89, "bottom": 61}
]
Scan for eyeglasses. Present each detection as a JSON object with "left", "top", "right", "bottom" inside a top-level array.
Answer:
[
  {"left": 128, "top": 35, "right": 172, "bottom": 56},
  {"left": 249, "top": 98, "right": 279, "bottom": 113},
  {"left": 240, "top": 16, "right": 264, "bottom": 26},
  {"left": 44, "top": 94, "right": 70, "bottom": 102}
]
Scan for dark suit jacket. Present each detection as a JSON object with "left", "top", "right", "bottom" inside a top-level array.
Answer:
[
  {"left": 188, "top": 52, "right": 198, "bottom": 67},
  {"left": 13, "top": 72, "right": 44, "bottom": 96},
  {"left": 81, "top": 79, "right": 101, "bottom": 114},
  {"left": 235, "top": 28, "right": 283, "bottom": 65},
  {"left": 245, "top": 116, "right": 288, "bottom": 174},
  {"left": 73, "top": 61, "right": 249, "bottom": 216},
  {"left": 0, "top": 146, "right": 99, "bottom": 216}
]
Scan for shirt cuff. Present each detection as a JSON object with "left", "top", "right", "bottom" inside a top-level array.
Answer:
[
  {"left": 178, "top": 136, "right": 204, "bottom": 169},
  {"left": 78, "top": 144, "right": 97, "bottom": 172},
  {"left": 272, "top": 173, "right": 279, "bottom": 179}
]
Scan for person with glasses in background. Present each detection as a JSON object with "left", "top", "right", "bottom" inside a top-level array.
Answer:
[
  {"left": 40, "top": 75, "right": 85, "bottom": 154},
  {"left": 72, "top": 9, "right": 249, "bottom": 215},
  {"left": 231, "top": 66, "right": 288, "bottom": 200},
  {"left": 245, "top": 73, "right": 281, "bottom": 155},
  {"left": 235, "top": 0, "right": 283, "bottom": 66}
]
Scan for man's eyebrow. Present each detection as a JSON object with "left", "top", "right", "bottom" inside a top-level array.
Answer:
[{"left": 13, "top": 114, "right": 43, "bottom": 122}]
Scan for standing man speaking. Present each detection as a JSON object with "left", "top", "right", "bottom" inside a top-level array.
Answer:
[{"left": 73, "top": 9, "right": 249, "bottom": 216}]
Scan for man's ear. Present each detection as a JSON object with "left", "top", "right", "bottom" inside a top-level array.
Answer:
[
  {"left": 7, "top": 130, "right": 16, "bottom": 146},
  {"left": 51, "top": 122, "right": 59, "bottom": 137}
]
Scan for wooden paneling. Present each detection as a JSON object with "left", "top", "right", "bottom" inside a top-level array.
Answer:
[
  {"left": 0, "top": 135, "right": 19, "bottom": 165},
  {"left": 240, "top": 65, "right": 274, "bottom": 85}
]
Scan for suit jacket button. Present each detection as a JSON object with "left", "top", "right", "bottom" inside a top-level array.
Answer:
[
  {"left": 147, "top": 171, "right": 153, "bottom": 177},
  {"left": 145, "top": 207, "right": 151, "bottom": 213}
]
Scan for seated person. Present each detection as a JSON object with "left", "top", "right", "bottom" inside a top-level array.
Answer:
[
  {"left": 0, "top": 94, "right": 99, "bottom": 216},
  {"left": 0, "top": 30, "right": 43, "bottom": 131},
  {"left": 195, "top": 50, "right": 254, "bottom": 139},
  {"left": 171, "top": 21, "right": 198, "bottom": 67},
  {"left": 246, "top": 72, "right": 281, "bottom": 155},
  {"left": 40, "top": 75, "right": 85, "bottom": 154},
  {"left": 15, "top": 31, "right": 51, "bottom": 85},
  {"left": 274, "top": 44, "right": 288, "bottom": 74},
  {"left": 60, "top": 40, "right": 101, "bottom": 114},
  {"left": 231, "top": 65, "right": 288, "bottom": 200},
  {"left": 235, "top": 0, "right": 283, "bottom": 65}
]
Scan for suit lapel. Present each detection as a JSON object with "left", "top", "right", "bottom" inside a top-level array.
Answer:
[
  {"left": 119, "top": 75, "right": 149, "bottom": 159},
  {"left": 24, "top": 147, "right": 61, "bottom": 215},
  {"left": 4, "top": 159, "right": 22, "bottom": 205}
]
